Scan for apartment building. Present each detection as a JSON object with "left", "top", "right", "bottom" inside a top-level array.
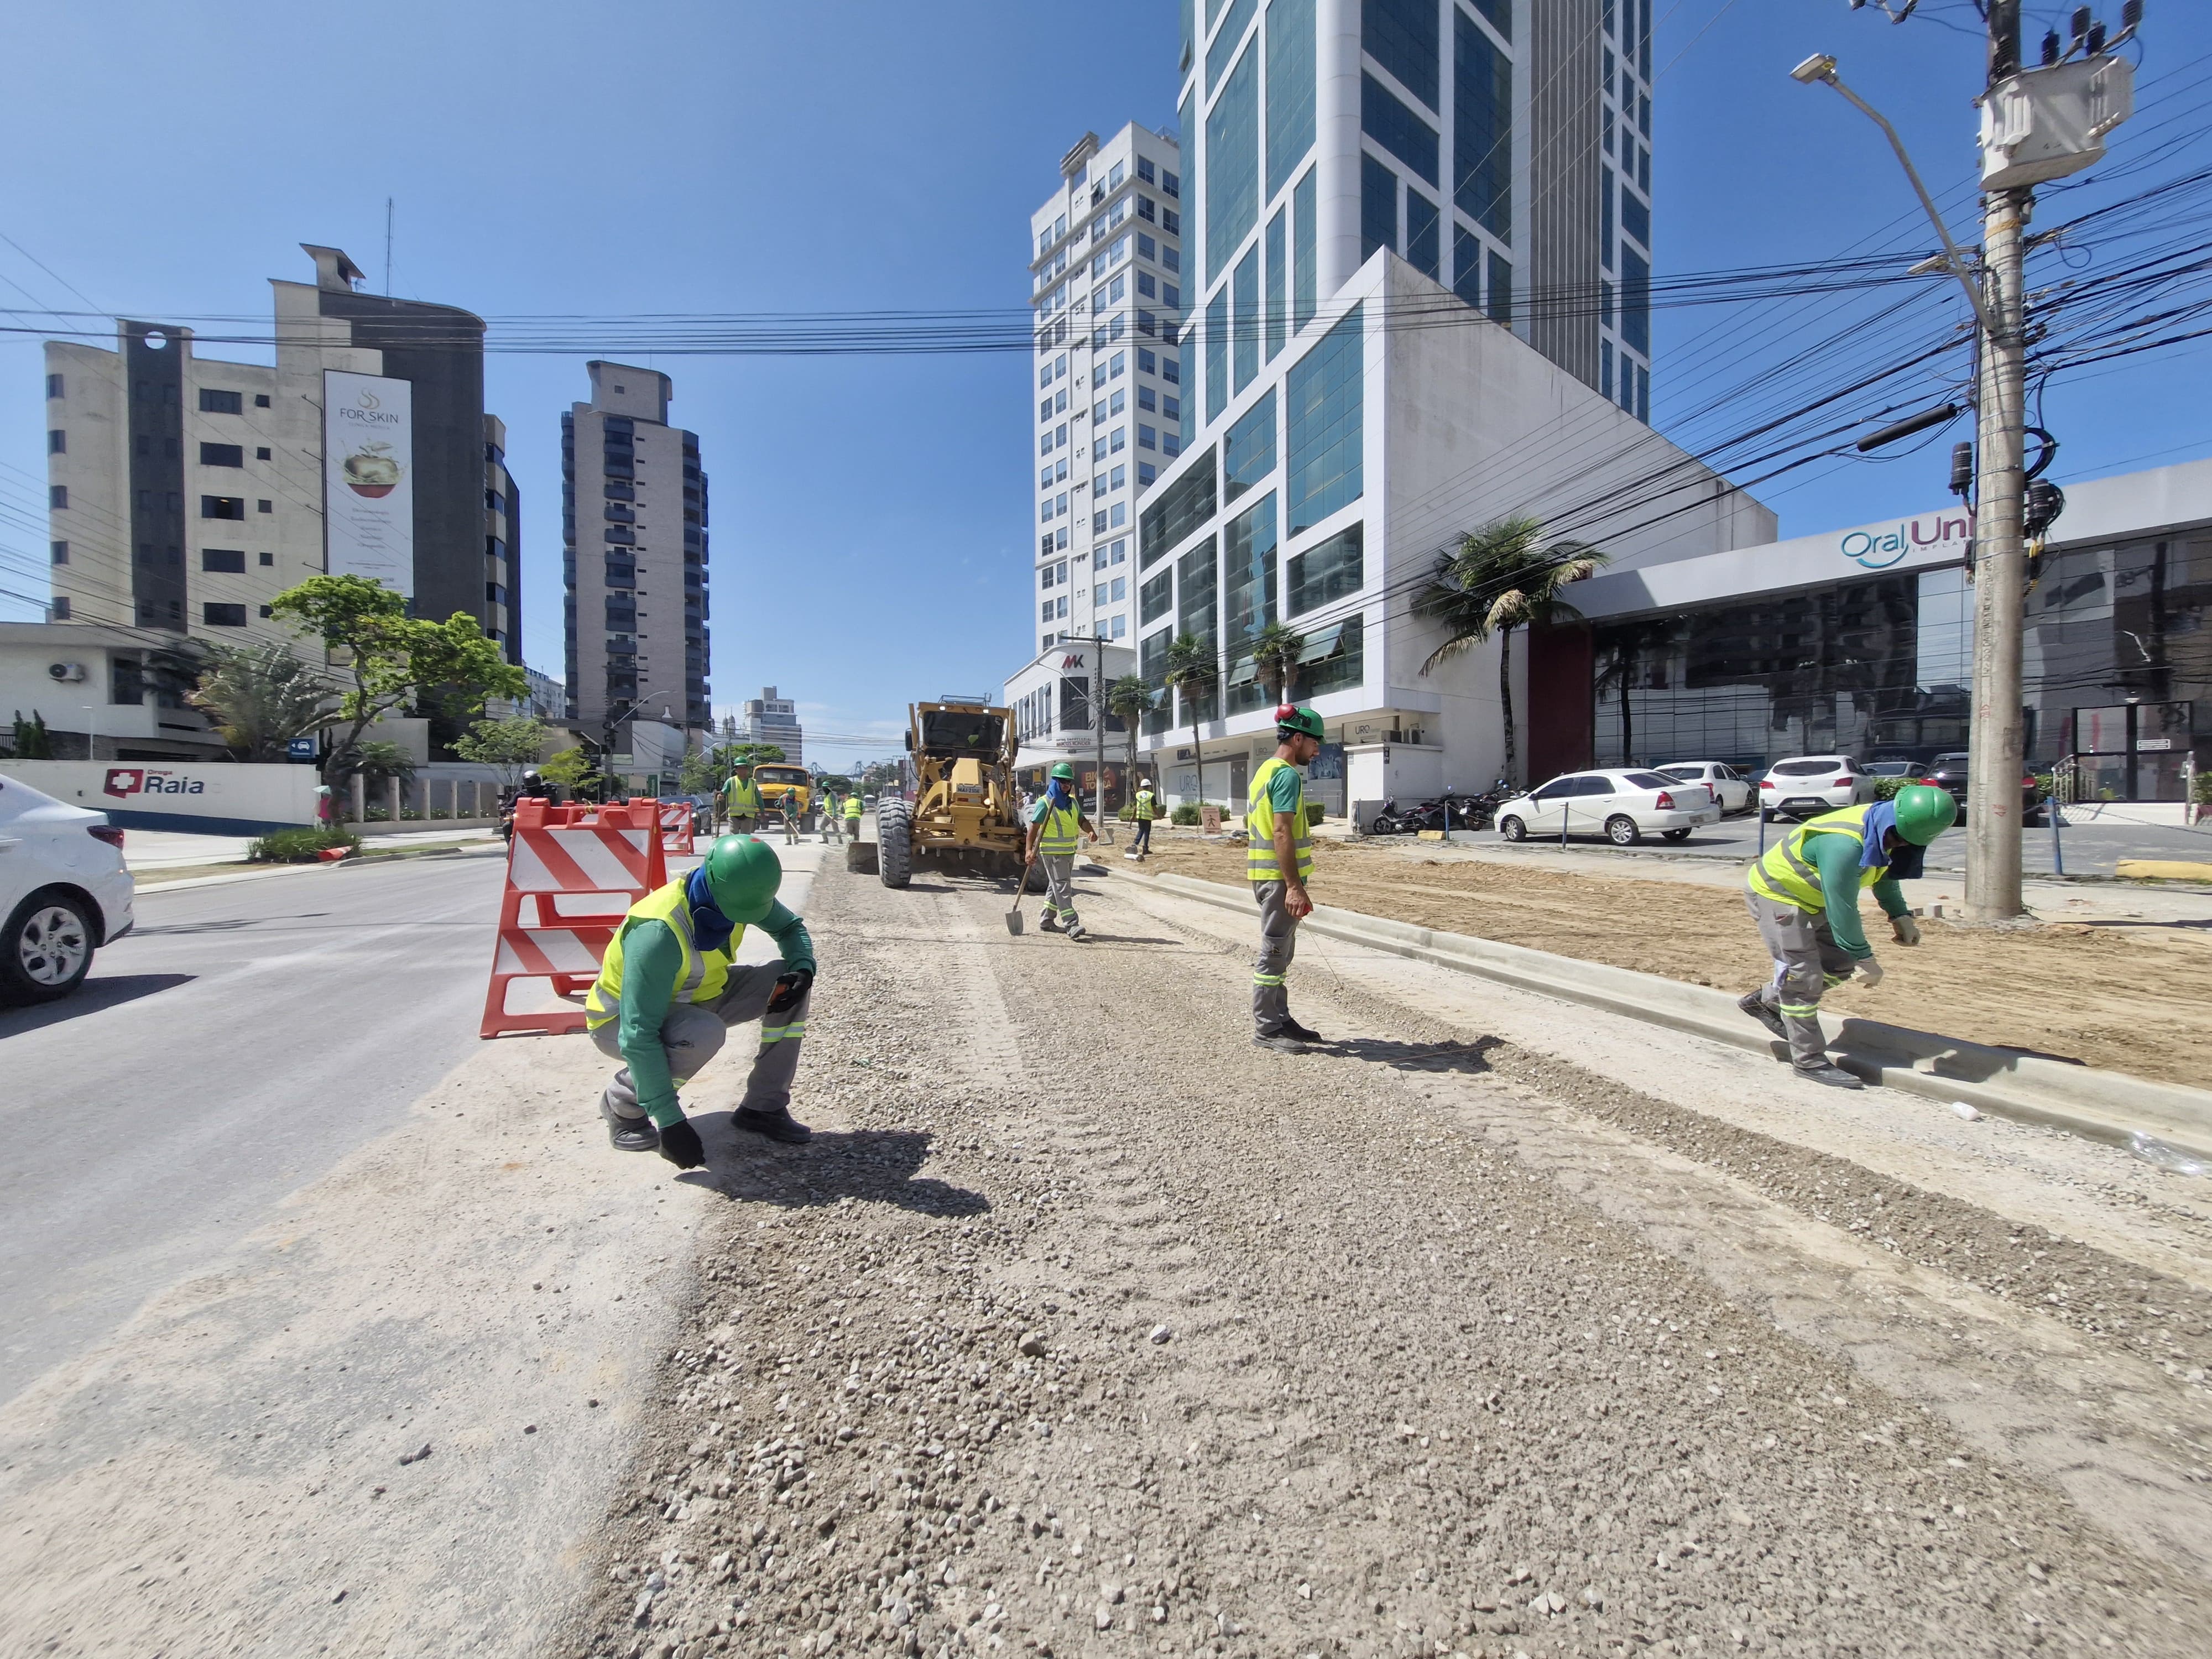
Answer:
[{"left": 737, "top": 686, "right": 803, "bottom": 765}]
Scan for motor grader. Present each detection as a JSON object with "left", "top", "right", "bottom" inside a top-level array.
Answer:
[{"left": 875, "top": 698, "right": 1025, "bottom": 887}]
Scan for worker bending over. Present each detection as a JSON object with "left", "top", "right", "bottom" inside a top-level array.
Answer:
[
  {"left": 586, "top": 834, "right": 817, "bottom": 1159},
  {"left": 1249, "top": 705, "right": 1326, "bottom": 1050},
  {"left": 1739, "top": 784, "right": 1956, "bottom": 1088},
  {"left": 1024, "top": 761, "right": 1098, "bottom": 940}
]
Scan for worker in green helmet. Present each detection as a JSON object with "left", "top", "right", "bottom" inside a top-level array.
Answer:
[
  {"left": 1739, "top": 783, "right": 1958, "bottom": 1088},
  {"left": 1024, "top": 760, "right": 1098, "bottom": 940},
  {"left": 1249, "top": 705, "right": 1326, "bottom": 1051},
  {"left": 721, "top": 763, "right": 763, "bottom": 834},
  {"left": 584, "top": 834, "right": 818, "bottom": 1157}
]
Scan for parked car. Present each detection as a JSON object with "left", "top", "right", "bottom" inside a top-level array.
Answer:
[
  {"left": 1652, "top": 761, "right": 1755, "bottom": 815},
  {"left": 1494, "top": 769, "right": 1720, "bottom": 846},
  {"left": 0, "top": 773, "right": 135, "bottom": 1004},
  {"left": 1759, "top": 755, "right": 1875, "bottom": 822},
  {"left": 1865, "top": 759, "right": 1918, "bottom": 780},
  {"left": 1914, "top": 752, "right": 2045, "bottom": 824}
]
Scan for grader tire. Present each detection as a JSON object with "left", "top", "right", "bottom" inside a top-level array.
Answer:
[{"left": 877, "top": 798, "right": 914, "bottom": 889}]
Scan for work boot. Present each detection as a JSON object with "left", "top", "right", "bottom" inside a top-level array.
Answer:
[
  {"left": 1253, "top": 1031, "right": 1312, "bottom": 1053},
  {"left": 1038, "top": 914, "right": 1062, "bottom": 933},
  {"left": 1794, "top": 1062, "right": 1864, "bottom": 1091},
  {"left": 1279, "top": 1016, "right": 1324, "bottom": 1044},
  {"left": 1737, "top": 990, "right": 1788, "bottom": 1042},
  {"left": 1065, "top": 920, "right": 1089, "bottom": 941},
  {"left": 600, "top": 1096, "right": 660, "bottom": 1152},
  {"left": 734, "top": 1106, "right": 813, "bottom": 1145}
]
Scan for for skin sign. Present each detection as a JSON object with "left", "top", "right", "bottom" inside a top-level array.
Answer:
[{"left": 324, "top": 370, "right": 414, "bottom": 596}]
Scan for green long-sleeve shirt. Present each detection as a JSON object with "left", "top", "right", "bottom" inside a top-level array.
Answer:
[
  {"left": 618, "top": 900, "right": 815, "bottom": 1125},
  {"left": 1808, "top": 830, "right": 1909, "bottom": 959}
]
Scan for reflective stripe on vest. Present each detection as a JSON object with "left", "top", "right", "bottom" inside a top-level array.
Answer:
[
  {"left": 1246, "top": 756, "right": 1313, "bottom": 883},
  {"left": 724, "top": 778, "right": 760, "bottom": 814},
  {"left": 584, "top": 878, "right": 747, "bottom": 1031},
  {"left": 1745, "top": 804, "right": 1886, "bottom": 912},
  {"left": 1036, "top": 798, "right": 1082, "bottom": 854}
]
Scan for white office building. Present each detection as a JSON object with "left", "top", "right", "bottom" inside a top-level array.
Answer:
[
  {"left": 738, "top": 686, "right": 803, "bottom": 765},
  {"left": 1030, "top": 124, "right": 1188, "bottom": 658},
  {"left": 1124, "top": 0, "right": 1769, "bottom": 818}
]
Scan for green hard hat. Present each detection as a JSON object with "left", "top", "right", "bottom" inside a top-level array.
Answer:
[
  {"left": 1891, "top": 783, "right": 1958, "bottom": 846},
  {"left": 701, "top": 834, "right": 782, "bottom": 922},
  {"left": 1275, "top": 703, "right": 1324, "bottom": 740},
  {"left": 1049, "top": 762, "right": 1076, "bottom": 781}
]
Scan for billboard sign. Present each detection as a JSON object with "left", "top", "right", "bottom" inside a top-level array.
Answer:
[{"left": 323, "top": 370, "right": 414, "bottom": 596}]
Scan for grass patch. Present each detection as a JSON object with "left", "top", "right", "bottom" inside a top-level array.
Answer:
[{"left": 247, "top": 826, "right": 361, "bottom": 863}]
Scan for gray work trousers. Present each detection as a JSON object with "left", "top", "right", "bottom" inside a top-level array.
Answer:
[
  {"left": 1252, "top": 879, "right": 1299, "bottom": 1035},
  {"left": 1039, "top": 853, "right": 1082, "bottom": 930},
  {"left": 592, "top": 962, "right": 811, "bottom": 1121},
  {"left": 1744, "top": 890, "right": 1856, "bottom": 1070},
  {"left": 728, "top": 814, "right": 759, "bottom": 835}
]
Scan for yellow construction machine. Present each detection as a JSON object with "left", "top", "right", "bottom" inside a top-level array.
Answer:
[{"left": 876, "top": 699, "right": 1024, "bottom": 886}]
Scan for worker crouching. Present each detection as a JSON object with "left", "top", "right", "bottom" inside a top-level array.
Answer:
[
  {"left": 585, "top": 834, "right": 817, "bottom": 1161},
  {"left": 1739, "top": 784, "right": 1957, "bottom": 1088}
]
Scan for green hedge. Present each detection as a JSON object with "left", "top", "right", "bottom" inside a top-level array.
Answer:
[
  {"left": 1170, "top": 802, "right": 1202, "bottom": 826},
  {"left": 1872, "top": 776, "right": 1909, "bottom": 801},
  {"left": 248, "top": 826, "right": 360, "bottom": 863}
]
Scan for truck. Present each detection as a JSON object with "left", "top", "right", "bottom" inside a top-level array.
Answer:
[{"left": 875, "top": 700, "right": 1025, "bottom": 886}]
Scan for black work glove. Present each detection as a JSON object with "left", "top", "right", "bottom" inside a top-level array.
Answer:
[
  {"left": 656, "top": 1118, "right": 706, "bottom": 1170},
  {"left": 765, "top": 968, "right": 814, "bottom": 1015}
]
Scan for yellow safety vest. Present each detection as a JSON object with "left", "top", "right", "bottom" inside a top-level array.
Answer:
[
  {"left": 1746, "top": 804, "right": 1887, "bottom": 913},
  {"left": 843, "top": 794, "right": 863, "bottom": 819},
  {"left": 1246, "top": 756, "right": 1313, "bottom": 883},
  {"left": 724, "top": 776, "right": 760, "bottom": 815},
  {"left": 1133, "top": 789, "right": 1157, "bottom": 820},
  {"left": 1034, "top": 796, "right": 1082, "bottom": 854},
  {"left": 585, "top": 878, "right": 745, "bottom": 1031}
]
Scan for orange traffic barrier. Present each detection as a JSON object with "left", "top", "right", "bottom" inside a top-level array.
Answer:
[
  {"left": 656, "top": 798, "right": 696, "bottom": 858},
  {"left": 478, "top": 797, "right": 668, "bottom": 1038}
]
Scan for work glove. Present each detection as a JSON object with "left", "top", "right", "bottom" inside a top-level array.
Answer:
[
  {"left": 656, "top": 1118, "right": 706, "bottom": 1170},
  {"left": 1854, "top": 956, "right": 1885, "bottom": 988},
  {"left": 1890, "top": 913, "right": 1923, "bottom": 947},
  {"left": 765, "top": 968, "right": 814, "bottom": 1015}
]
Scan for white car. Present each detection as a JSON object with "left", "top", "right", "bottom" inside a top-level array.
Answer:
[
  {"left": 0, "top": 772, "right": 135, "bottom": 1003},
  {"left": 1759, "top": 755, "right": 1874, "bottom": 822},
  {"left": 1493, "top": 769, "right": 1721, "bottom": 846},
  {"left": 1652, "top": 760, "right": 1755, "bottom": 815}
]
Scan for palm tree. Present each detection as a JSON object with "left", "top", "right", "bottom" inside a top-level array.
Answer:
[
  {"left": 1592, "top": 617, "right": 1674, "bottom": 768},
  {"left": 1248, "top": 620, "right": 1308, "bottom": 708},
  {"left": 187, "top": 641, "right": 333, "bottom": 761},
  {"left": 1162, "top": 632, "right": 1218, "bottom": 807},
  {"left": 1416, "top": 515, "right": 1609, "bottom": 787},
  {"left": 1104, "top": 672, "right": 1155, "bottom": 802}
]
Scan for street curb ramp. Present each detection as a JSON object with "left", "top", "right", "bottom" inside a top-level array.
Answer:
[{"left": 1115, "top": 867, "right": 2212, "bottom": 1164}]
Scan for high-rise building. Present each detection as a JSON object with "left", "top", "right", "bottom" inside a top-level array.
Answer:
[
  {"left": 1029, "top": 124, "right": 1186, "bottom": 659},
  {"left": 562, "top": 361, "right": 712, "bottom": 741},
  {"left": 42, "top": 244, "right": 520, "bottom": 659},
  {"left": 738, "top": 686, "right": 803, "bottom": 765},
  {"left": 1122, "top": 0, "right": 1770, "bottom": 817}
]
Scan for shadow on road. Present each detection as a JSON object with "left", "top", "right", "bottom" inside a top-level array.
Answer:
[
  {"left": 1322, "top": 1035, "right": 1501, "bottom": 1073},
  {"left": 0, "top": 973, "right": 195, "bottom": 1039},
  {"left": 677, "top": 1121, "right": 990, "bottom": 1218}
]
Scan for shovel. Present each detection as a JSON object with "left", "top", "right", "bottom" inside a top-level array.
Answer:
[{"left": 1006, "top": 859, "right": 1033, "bottom": 935}]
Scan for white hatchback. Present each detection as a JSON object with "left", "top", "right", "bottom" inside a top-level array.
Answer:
[
  {"left": 1493, "top": 769, "right": 1721, "bottom": 846},
  {"left": 1759, "top": 755, "right": 1874, "bottom": 822},
  {"left": 0, "top": 772, "right": 135, "bottom": 1003},
  {"left": 1652, "top": 761, "right": 1755, "bottom": 815}
]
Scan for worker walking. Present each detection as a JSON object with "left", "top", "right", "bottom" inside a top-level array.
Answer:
[
  {"left": 585, "top": 834, "right": 817, "bottom": 1156},
  {"left": 1249, "top": 705, "right": 1326, "bottom": 1049},
  {"left": 1126, "top": 778, "right": 1159, "bottom": 859},
  {"left": 1024, "top": 761, "right": 1098, "bottom": 940},
  {"left": 1738, "top": 784, "right": 1957, "bottom": 1088},
  {"left": 721, "top": 763, "right": 763, "bottom": 835}
]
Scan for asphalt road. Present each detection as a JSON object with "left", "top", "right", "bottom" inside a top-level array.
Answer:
[{"left": 0, "top": 851, "right": 508, "bottom": 1400}]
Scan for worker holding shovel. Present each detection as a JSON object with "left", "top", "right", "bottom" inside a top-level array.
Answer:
[{"left": 1023, "top": 761, "right": 1098, "bottom": 940}]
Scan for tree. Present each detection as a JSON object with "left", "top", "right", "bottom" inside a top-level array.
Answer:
[
  {"left": 1105, "top": 672, "right": 1155, "bottom": 797},
  {"left": 8, "top": 710, "right": 55, "bottom": 760},
  {"left": 727, "top": 742, "right": 786, "bottom": 768},
  {"left": 540, "top": 746, "right": 604, "bottom": 798},
  {"left": 1248, "top": 622, "right": 1308, "bottom": 708},
  {"left": 1592, "top": 619, "right": 1674, "bottom": 769},
  {"left": 1416, "top": 516, "right": 1609, "bottom": 787},
  {"left": 677, "top": 746, "right": 721, "bottom": 796},
  {"left": 328, "top": 740, "right": 416, "bottom": 816},
  {"left": 184, "top": 642, "right": 334, "bottom": 761},
  {"left": 268, "top": 575, "right": 527, "bottom": 787},
  {"left": 452, "top": 714, "right": 549, "bottom": 788},
  {"left": 1162, "top": 632, "right": 1218, "bottom": 805}
]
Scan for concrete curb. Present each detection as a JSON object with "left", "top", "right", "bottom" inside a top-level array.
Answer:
[
  {"left": 135, "top": 842, "right": 507, "bottom": 896},
  {"left": 1109, "top": 865, "right": 2212, "bottom": 1165}
]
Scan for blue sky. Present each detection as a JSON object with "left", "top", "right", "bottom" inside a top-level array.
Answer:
[{"left": 2, "top": 1, "right": 2203, "bottom": 766}]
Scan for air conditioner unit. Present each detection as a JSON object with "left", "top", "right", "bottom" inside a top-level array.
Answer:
[
  {"left": 47, "top": 661, "right": 87, "bottom": 683},
  {"left": 1980, "top": 56, "right": 2134, "bottom": 190}
]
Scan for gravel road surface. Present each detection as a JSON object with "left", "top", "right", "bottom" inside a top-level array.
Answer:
[{"left": 570, "top": 856, "right": 2212, "bottom": 1659}]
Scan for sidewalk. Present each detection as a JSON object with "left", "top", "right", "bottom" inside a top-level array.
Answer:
[{"left": 124, "top": 825, "right": 502, "bottom": 872}]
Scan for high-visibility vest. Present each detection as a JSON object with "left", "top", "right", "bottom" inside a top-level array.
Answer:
[
  {"left": 724, "top": 776, "right": 760, "bottom": 815},
  {"left": 1246, "top": 757, "right": 1313, "bottom": 883},
  {"left": 585, "top": 878, "right": 745, "bottom": 1032},
  {"left": 843, "top": 794, "right": 863, "bottom": 819},
  {"left": 1133, "top": 789, "right": 1157, "bottom": 820},
  {"left": 1746, "top": 803, "right": 1888, "bottom": 913},
  {"left": 1034, "top": 795, "right": 1082, "bottom": 854}
]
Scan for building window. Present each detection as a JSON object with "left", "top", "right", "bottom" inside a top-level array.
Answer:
[
  {"left": 1139, "top": 462, "right": 1158, "bottom": 486},
  {"left": 198, "top": 389, "right": 243, "bottom": 414},
  {"left": 259, "top": 604, "right": 274, "bottom": 618},
  {"left": 1621, "top": 248, "right": 1650, "bottom": 353},
  {"left": 1110, "top": 350, "right": 1126, "bottom": 378},
  {"left": 1601, "top": 339, "right": 1614, "bottom": 401},
  {"left": 1206, "top": 38, "right": 1261, "bottom": 281},
  {"left": 47, "top": 429, "right": 65, "bottom": 454},
  {"left": 1361, "top": 153, "right": 1398, "bottom": 262},
  {"left": 1286, "top": 304, "right": 1364, "bottom": 536},
  {"left": 1139, "top": 424, "right": 1157, "bottom": 450},
  {"left": 259, "top": 551, "right": 274, "bottom": 566},
  {"left": 257, "top": 499, "right": 273, "bottom": 514},
  {"left": 201, "top": 495, "right": 246, "bottom": 520},
  {"left": 1139, "top": 442, "right": 1215, "bottom": 570},
  {"left": 1232, "top": 246, "right": 1261, "bottom": 393},
  {"left": 1139, "top": 387, "right": 1158, "bottom": 414},
  {"left": 1488, "top": 250, "right": 1512, "bottom": 325},
  {"left": 1293, "top": 615, "right": 1364, "bottom": 699},
  {"left": 1452, "top": 227, "right": 1483, "bottom": 310},
  {"left": 49, "top": 486, "right": 67, "bottom": 509},
  {"left": 199, "top": 442, "right": 244, "bottom": 468},
  {"left": 50, "top": 597, "right": 70, "bottom": 620},
  {"left": 1454, "top": 9, "right": 1513, "bottom": 239},
  {"left": 1621, "top": 186, "right": 1650, "bottom": 252},
  {"left": 1110, "top": 427, "right": 1128, "bottom": 454},
  {"left": 254, "top": 393, "right": 271, "bottom": 408},
  {"left": 1267, "top": 0, "right": 1317, "bottom": 198},
  {"left": 1406, "top": 188, "right": 1440, "bottom": 279},
  {"left": 1362, "top": 73, "right": 1438, "bottom": 185},
  {"left": 46, "top": 373, "right": 63, "bottom": 399},
  {"left": 203, "top": 602, "right": 249, "bottom": 627},
  {"left": 1287, "top": 521, "right": 1364, "bottom": 615},
  {"left": 1225, "top": 389, "right": 1278, "bottom": 503},
  {"left": 256, "top": 446, "right": 271, "bottom": 460},
  {"left": 1205, "top": 286, "right": 1229, "bottom": 423},
  {"left": 201, "top": 547, "right": 246, "bottom": 573},
  {"left": 50, "top": 540, "right": 67, "bottom": 565}
]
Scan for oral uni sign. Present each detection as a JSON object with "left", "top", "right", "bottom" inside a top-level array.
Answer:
[{"left": 1838, "top": 510, "right": 1973, "bottom": 571}]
